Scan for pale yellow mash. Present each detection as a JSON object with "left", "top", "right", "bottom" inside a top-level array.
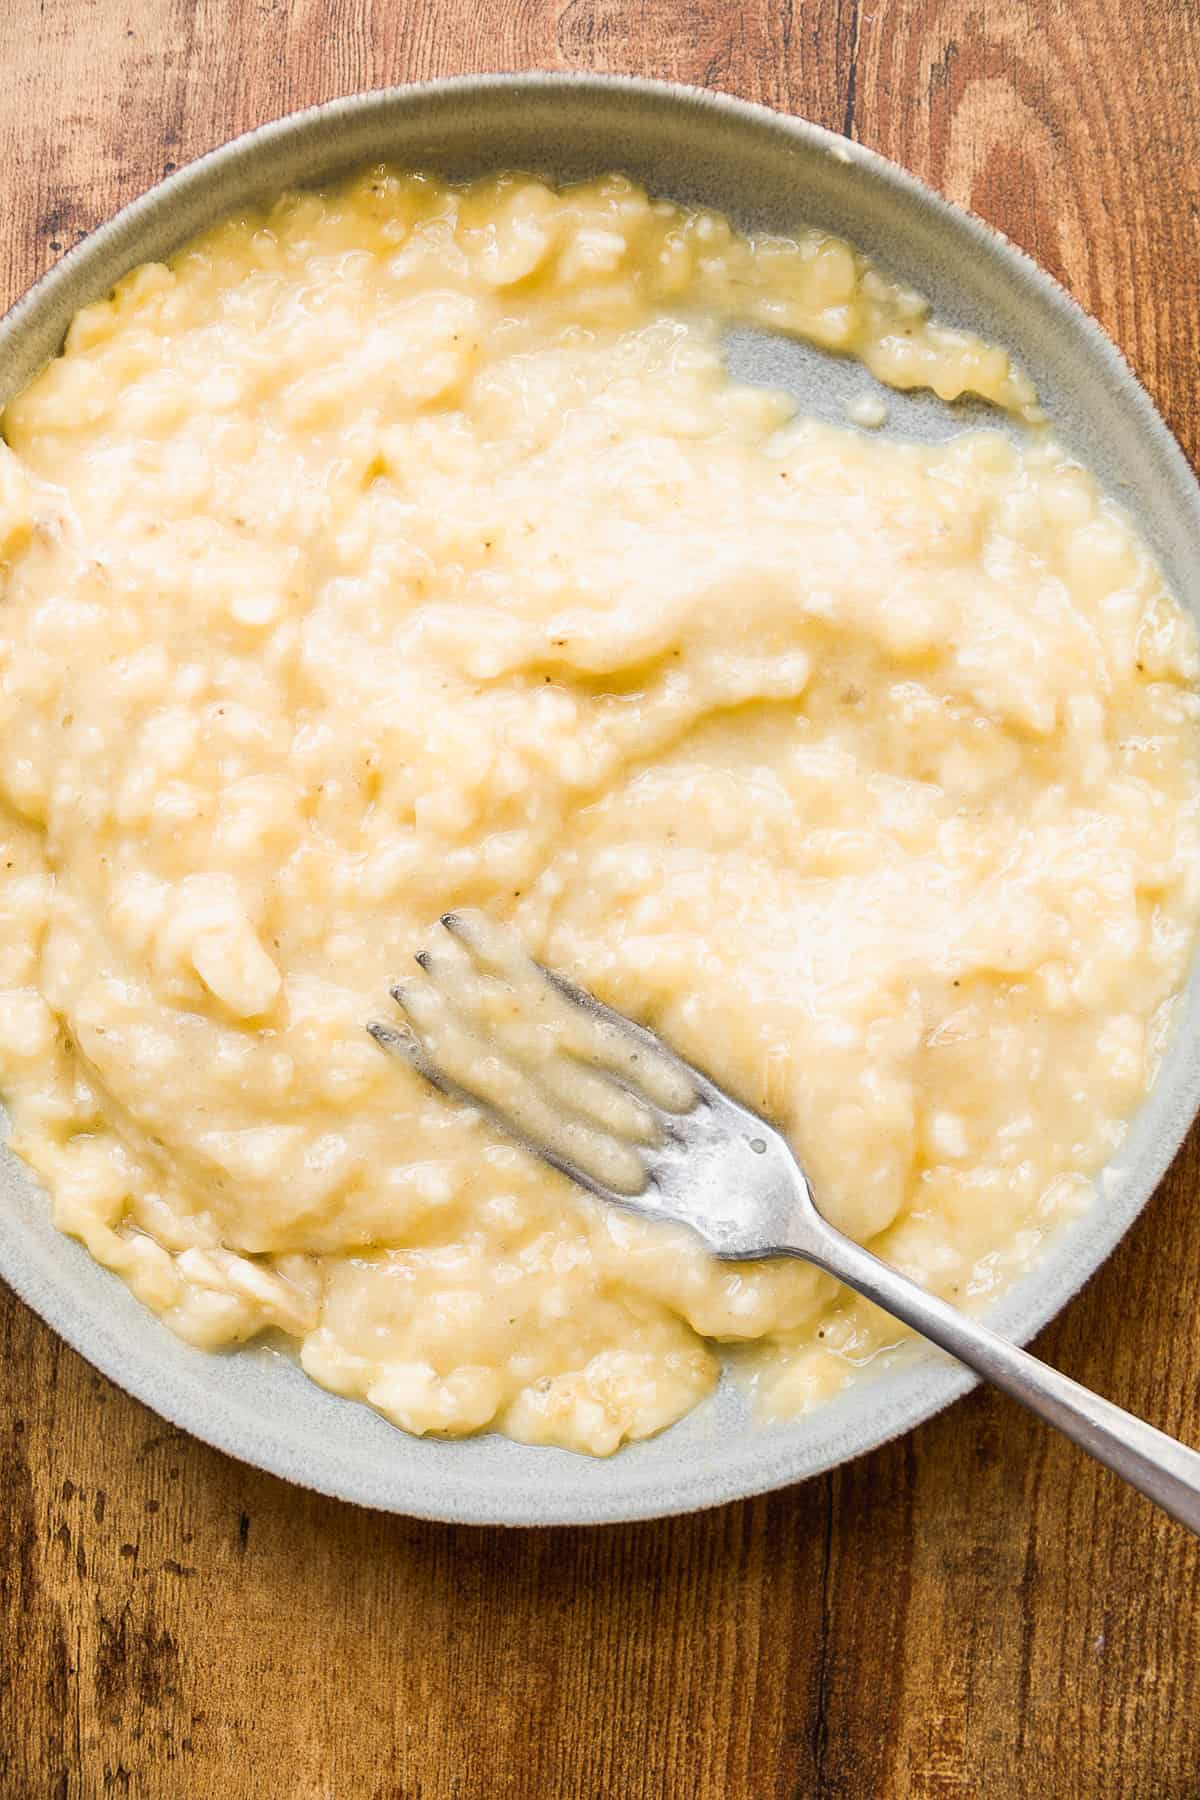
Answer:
[{"left": 0, "top": 171, "right": 1197, "bottom": 1455}]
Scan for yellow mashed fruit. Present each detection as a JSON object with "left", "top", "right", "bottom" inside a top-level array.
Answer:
[{"left": 0, "top": 169, "right": 1198, "bottom": 1456}]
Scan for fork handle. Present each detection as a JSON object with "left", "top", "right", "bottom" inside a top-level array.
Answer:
[{"left": 798, "top": 1222, "right": 1200, "bottom": 1534}]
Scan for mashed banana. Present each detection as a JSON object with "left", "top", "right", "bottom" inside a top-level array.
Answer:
[{"left": 0, "top": 170, "right": 1197, "bottom": 1455}]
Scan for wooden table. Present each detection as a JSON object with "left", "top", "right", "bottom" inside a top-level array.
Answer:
[{"left": 2, "top": 3, "right": 1198, "bottom": 1794}]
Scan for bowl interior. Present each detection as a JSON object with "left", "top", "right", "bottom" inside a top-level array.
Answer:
[{"left": 3, "top": 75, "right": 1199, "bottom": 1525}]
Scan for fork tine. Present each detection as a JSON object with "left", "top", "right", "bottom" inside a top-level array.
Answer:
[
  {"left": 377, "top": 997, "right": 649, "bottom": 1196},
  {"left": 536, "top": 966, "right": 699, "bottom": 1113},
  {"left": 389, "top": 977, "right": 443, "bottom": 1033},
  {"left": 366, "top": 1020, "right": 414, "bottom": 1057},
  {"left": 382, "top": 940, "right": 656, "bottom": 1193},
  {"left": 439, "top": 909, "right": 502, "bottom": 961},
  {"left": 438, "top": 910, "right": 697, "bottom": 1114},
  {"left": 367, "top": 1019, "right": 453, "bottom": 1096},
  {"left": 410, "top": 934, "right": 661, "bottom": 1142}
]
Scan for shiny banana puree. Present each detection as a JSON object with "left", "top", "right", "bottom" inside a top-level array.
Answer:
[{"left": 0, "top": 171, "right": 1196, "bottom": 1455}]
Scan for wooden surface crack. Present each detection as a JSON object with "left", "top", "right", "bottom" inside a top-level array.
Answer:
[
  {"left": 810, "top": 1473, "right": 836, "bottom": 1791},
  {"left": 839, "top": 0, "right": 861, "bottom": 140}
]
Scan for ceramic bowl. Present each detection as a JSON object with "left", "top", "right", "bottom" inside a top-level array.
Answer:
[{"left": 3, "top": 75, "right": 1199, "bottom": 1525}]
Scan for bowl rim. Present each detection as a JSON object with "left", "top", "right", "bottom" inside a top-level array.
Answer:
[{"left": 3, "top": 70, "right": 1200, "bottom": 1526}]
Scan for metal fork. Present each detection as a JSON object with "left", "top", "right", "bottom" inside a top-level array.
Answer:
[{"left": 370, "top": 911, "right": 1200, "bottom": 1532}]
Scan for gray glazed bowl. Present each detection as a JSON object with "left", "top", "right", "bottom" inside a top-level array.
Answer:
[{"left": 3, "top": 75, "right": 1199, "bottom": 1526}]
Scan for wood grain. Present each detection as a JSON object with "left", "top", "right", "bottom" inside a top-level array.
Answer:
[{"left": 1, "top": 3, "right": 1199, "bottom": 1795}]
